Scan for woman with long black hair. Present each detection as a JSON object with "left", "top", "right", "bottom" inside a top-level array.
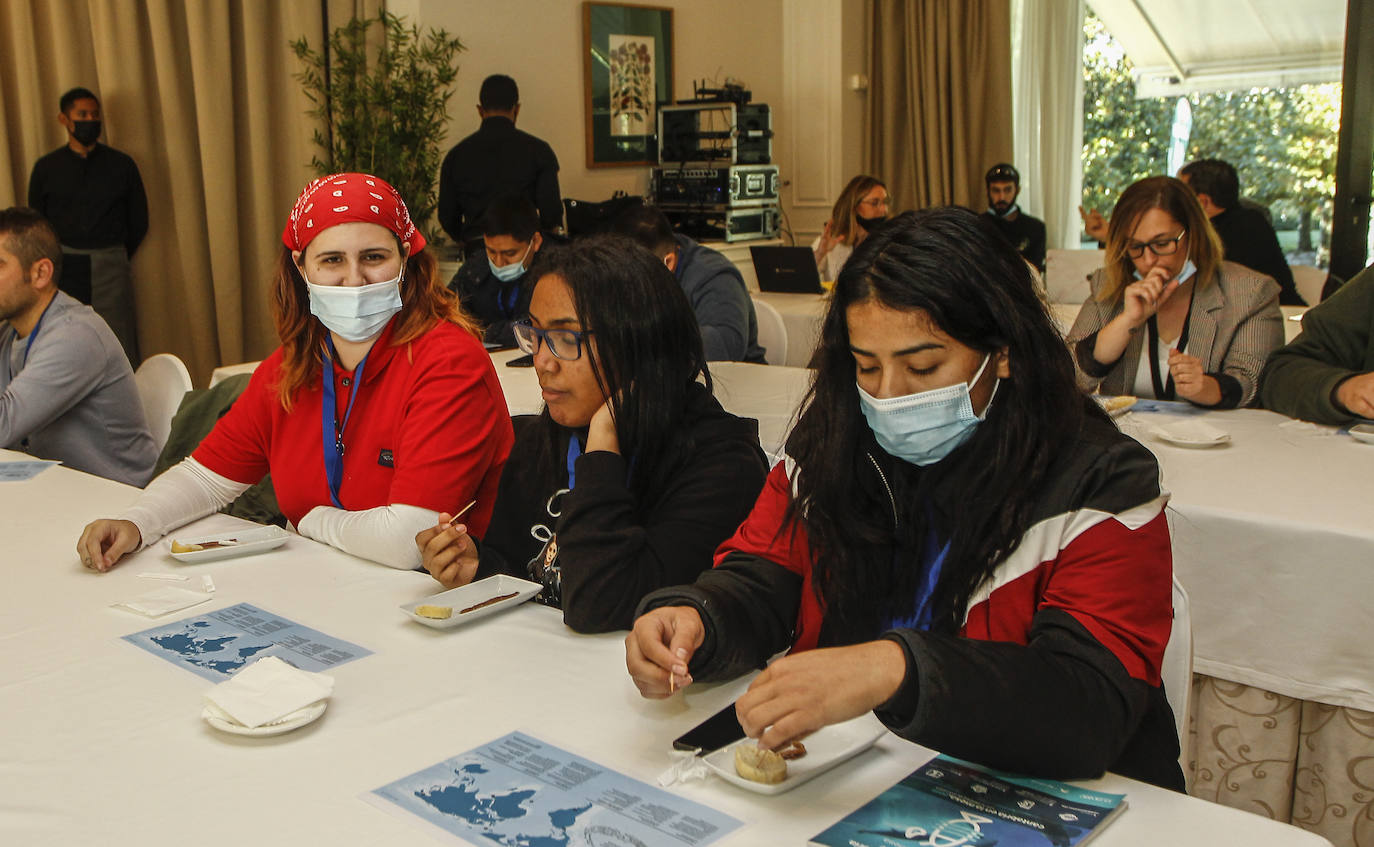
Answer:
[
  {"left": 626, "top": 207, "right": 1183, "bottom": 789},
  {"left": 417, "top": 235, "right": 769, "bottom": 633}
]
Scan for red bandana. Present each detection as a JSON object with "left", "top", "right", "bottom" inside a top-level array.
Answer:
[{"left": 281, "top": 172, "right": 427, "bottom": 254}]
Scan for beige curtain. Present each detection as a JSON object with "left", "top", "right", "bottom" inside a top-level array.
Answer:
[
  {"left": 865, "top": 0, "right": 1014, "bottom": 212},
  {"left": 0, "top": 0, "right": 377, "bottom": 385}
]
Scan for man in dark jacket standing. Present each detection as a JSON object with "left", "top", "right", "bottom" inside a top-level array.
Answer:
[
  {"left": 27, "top": 87, "right": 147, "bottom": 365},
  {"left": 438, "top": 75, "right": 562, "bottom": 257},
  {"left": 612, "top": 206, "right": 767, "bottom": 363}
]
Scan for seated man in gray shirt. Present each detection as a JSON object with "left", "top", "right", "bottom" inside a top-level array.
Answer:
[
  {"left": 0, "top": 207, "right": 157, "bottom": 486},
  {"left": 612, "top": 205, "right": 766, "bottom": 363}
]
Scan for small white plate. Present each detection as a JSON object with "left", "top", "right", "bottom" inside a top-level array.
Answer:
[
  {"left": 202, "top": 699, "right": 327, "bottom": 736},
  {"left": 400, "top": 574, "right": 543, "bottom": 629},
  {"left": 701, "top": 714, "right": 887, "bottom": 795},
  {"left": 1349, "top": 424, "right": 1374, "bottom": 445},
  {"left": 1151, "top": 422, "right": 1231, "bottom": 448},
  {"left": 169, "top": 525, "right": 290, "bottom": 564}
]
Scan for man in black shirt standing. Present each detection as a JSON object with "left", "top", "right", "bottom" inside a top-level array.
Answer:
[
  {"left": 438, "top": 75, "right": 562, "bottom": 258},
  {"left": 981, "top": 163, "right": 1046, "bottom": 272},
  {"left": 1179, "top": 158, "right": 1304, "bottom": 306},
  {"left": 27, "top": 87, "right": 147, "bottom": 366}
]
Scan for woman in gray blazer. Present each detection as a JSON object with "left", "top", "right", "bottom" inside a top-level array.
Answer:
[{"left": 1065, "top": 176, "right": 1283, "bottom": 408}]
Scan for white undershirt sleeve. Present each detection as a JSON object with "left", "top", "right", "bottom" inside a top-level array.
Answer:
[
  {"left": 295, "top": 503, "right": 439, "bottom": 570},
  {"left": 118, "top": 458, "right": 253, "bottom": 550}
]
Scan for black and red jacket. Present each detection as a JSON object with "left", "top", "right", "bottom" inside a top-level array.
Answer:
[{"left": 639, "top": 415, "right": 1184, "bottom": 790}]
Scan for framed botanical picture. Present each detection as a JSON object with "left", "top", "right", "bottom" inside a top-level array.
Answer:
[{"left": 582, "top": 2, "right": 674, "bottom": 168}]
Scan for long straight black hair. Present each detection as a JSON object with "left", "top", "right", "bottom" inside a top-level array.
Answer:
[
  {"left": 527, "top": 235, "right": 710, "bottom": 505},
  {"left": 784, "top": 207, "right": 1106, "bottom": 637}
]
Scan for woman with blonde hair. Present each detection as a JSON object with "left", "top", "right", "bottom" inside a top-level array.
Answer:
[
  {"left": 78, "top": 173, "right": 514, "bottom": 572},
  {"left": 812, "top": 174, "right": 889, "bottom": 281},
  {"left": 1065, "top": 176, "right": 1282, "bottom": 407}
]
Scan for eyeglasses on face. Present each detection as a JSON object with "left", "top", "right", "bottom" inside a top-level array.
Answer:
[
  {"left": 512, "top": 319, "right": 593, "bottom": 361},
  {"left": 1125, "top": 231, "right": 1187, "bottom": 259},
  {"left": 858, "top": 195, "right": 890, "bottom": 209}
]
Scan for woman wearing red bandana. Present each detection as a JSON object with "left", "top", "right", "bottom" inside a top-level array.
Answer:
[{"left": 77, "top": 174, "right": 514, "bottom": 572}]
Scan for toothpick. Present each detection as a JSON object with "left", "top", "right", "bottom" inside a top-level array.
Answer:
[{"left": 445, "top": 500, "right": 477, "bottom": 528}]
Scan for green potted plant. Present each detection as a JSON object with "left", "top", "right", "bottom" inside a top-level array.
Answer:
[{"left": 291, "top": 11, "right": 463, "bottom": 244}]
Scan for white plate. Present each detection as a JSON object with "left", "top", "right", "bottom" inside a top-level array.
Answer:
[
  {"left": 1349, "top": 424, "right": 1374, "bottom": 445},
  {"left": 400, "top": 574, "right": 543, "bottom": 629},
  {"left": 202, "top": 699, "right": 327, "bottom": 736},
  {"left": 1151, "top": 422, "right": 1231, "bottom": 448},
  {"left": 701, "top": 714, "right": 887, "bottom": 795},
  {"left": 169, "top": 525, "right": 290, "bottom": 564}
]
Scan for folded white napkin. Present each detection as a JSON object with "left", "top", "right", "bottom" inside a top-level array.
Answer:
[
  {"left": 1153, "top": 420, "right": 1228, "bottom": 443},
  {"left": 112, "top": 586, "right": 212, "bottom": 617},
  {"left": 203, "top": 656, "right": 334, "bottom": 728}
]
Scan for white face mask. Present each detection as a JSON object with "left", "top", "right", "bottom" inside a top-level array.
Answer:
[
  {"left": 857, "top": 353, "right": 999, "bottom": 466},
  {"left": 305, "top": 270, "right": 404, "bottom": 342}
]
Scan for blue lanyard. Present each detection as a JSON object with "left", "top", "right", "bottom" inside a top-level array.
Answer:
[
  {"left": 498, "top": 283, "right": 519, "bottom": 318},
  {"left": 9, "top": 296, "right": 56, "bottom": 374},
  {"left": 320, "top": 338, "right": 370, "bottom": 508},
  {"left": 565, "top": 434, "right": 583, "bottom": 489},
  {"left": 885, "top": 532, "right": 950, "bottom": 633}
]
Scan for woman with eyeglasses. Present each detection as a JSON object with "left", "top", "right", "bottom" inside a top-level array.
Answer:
[
  {"left": 415, "top": 235, "right": 769, "bottom": 633},
  {"left": 813, "top": 175, "right": 889, "bottom": 281},
  {"left": 1066, "top": 176, "right": 1283, "bottom": 407},
  {"left": 77, "top": 173, "right": 514, "bottom": 572},
  {"left": 626, "top": 207, "right": 1183, "bottom": 789}
]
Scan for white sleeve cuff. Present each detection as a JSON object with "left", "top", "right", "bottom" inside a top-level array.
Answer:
[
  {"left": 295, "top": 502, "right": 439, "bottom": 570},
  {"left": 118, "top": 458, "right": 253, "bottom": 549}
]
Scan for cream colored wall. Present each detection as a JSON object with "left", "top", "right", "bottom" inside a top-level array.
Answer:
[{"left": 400, "top": 0, "right": 785, "bottom": 213}]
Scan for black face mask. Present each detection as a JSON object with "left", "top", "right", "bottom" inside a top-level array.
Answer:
[
  {"left": 856, "top": 214, "right": 887, "bottom": 233},
  {"left": 71, "top": 120, "right": 101, "bottom": 147}
]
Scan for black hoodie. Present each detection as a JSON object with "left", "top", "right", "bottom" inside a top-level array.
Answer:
[{"left": 474, "top": 381, "right": 769, "bottom": 633}]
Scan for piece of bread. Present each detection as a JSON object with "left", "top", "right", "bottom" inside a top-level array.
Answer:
[
  {"left": 1101, "top": 395, "right": 1136, "bottom": 413},
  {"left": 734, "top": 744, "right": 787, "bottom": 784},
  {"left": 414, "top": 604, "right": 453, "bottom": 620},
  {"left": 170, "top": 540, "right": 203, "bottom": 553}
]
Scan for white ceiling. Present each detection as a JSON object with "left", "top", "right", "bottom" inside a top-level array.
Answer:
[{"left": 1087, "top": 0, "right": 1348, "bottom": 97}]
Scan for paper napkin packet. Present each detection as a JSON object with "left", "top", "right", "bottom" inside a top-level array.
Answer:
[{"left": 203, "top": 656, "right": 334, "bottom": 728}]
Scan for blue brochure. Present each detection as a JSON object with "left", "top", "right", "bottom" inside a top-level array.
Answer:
[
  {"left": 372, "top": 731, "right": 742, "bottom": 846},
  {"left": 123, "top": 602, "right": 371, "bottom": 682}
]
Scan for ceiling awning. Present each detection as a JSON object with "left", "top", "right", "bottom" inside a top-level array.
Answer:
[{"left": 1087, "top": 0, "right": 1348, "bottom": 98}]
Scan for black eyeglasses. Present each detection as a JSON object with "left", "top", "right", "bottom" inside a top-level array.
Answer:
[
  {"left": 512, "top": 320, "right": 593, "bottom": 361},
  {"left": 1125, "top": 231, "right": 1187, "bottom": 259}
]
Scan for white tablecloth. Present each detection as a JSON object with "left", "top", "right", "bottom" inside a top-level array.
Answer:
[
  {"left": 0, "top": 450, "right": 1332, "bottom": 846},
  {"left": 1118, "top": 407, "right": 1374, "bottom": 710}
]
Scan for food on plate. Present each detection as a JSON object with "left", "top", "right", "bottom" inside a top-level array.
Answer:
[
  {"left": 734, "top": 743, "right": 787, "bottom": 784},
  {"left": 459, "top": 592, "right": 519, "bottom": 614},
  {"left": 171, "top": 539, "right": 238, "bottom": 553},
  {"left": 779, "top": 741, "right": 808, "bottom": 760},
  {"left": 1099, "top": 395, "right": 1136, "bottom": 414},
  {"left": 414, "top": 604, "right": 453, "bottom": 620}
]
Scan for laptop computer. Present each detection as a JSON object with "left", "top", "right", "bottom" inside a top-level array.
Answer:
[{"left": 750, "top": 246, "right": 824, "bottom": 294}]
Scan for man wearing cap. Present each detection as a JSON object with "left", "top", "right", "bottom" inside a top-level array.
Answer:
[
  {"left": 982, "top": 163, "right": 1047, "bottom": 272},
  {"left": 438, "top": 75, "right": 562, "bottom": 258},
  {"left": 27, "top": 87, "right": 148, "bottom": 366}
]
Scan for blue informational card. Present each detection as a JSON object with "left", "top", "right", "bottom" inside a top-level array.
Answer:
[
  {"left": 123, "top": 602, "right": 371, "bottom": 682},
  {"left": 0, "top": 460, "right": 60, "bottom": 481},
  {"left": 372, "top": 731, "right": 742, "bottom": 847},
  {"left": 810, "top": 755, "right": 1126, "bottom": 847}
]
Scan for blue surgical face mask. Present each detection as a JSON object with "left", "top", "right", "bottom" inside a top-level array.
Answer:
[
  {"left": 490, "top": 241, "right": 533, "bottom": 282},
  {"left": 988, "top": 202, "right": 1019, "bottom": 219},
  {"left": 1133, "top": 258, "right": 1197, "bottom": 283},
  {"left": 306, "top": 270, "right": 404, "bottom": 342},
  {"left": 857, "top": 353, "right": 999, "bottom": 466}
]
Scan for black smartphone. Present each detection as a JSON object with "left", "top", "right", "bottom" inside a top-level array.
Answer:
[
  {"left": 672, "top": 701, "right": 745, "bottom": 753},
  {"left": 505, "top": 353, "right": 534, "bottom": 368}
]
